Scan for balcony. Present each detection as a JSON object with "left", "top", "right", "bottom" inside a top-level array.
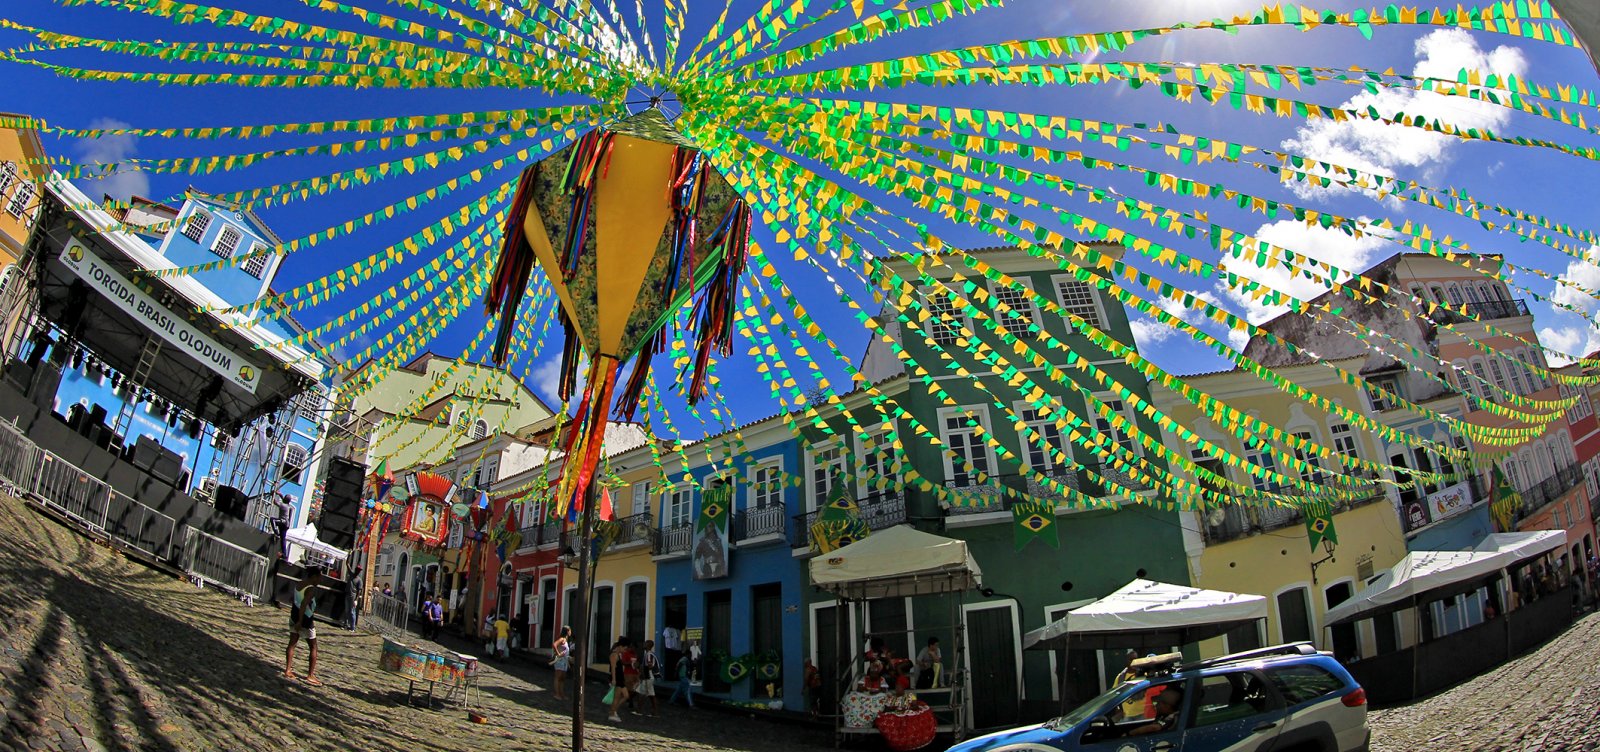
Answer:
[
  {"left": 516, "top": 519, "right": 564, "bottom": 550},
  {"left": 1463, "top": 298, "right": 1530, "bottom": 321},
  {"left": 656, "top": 521, "right": 692, "bottom": 556},
  {"left": 1202, "top": 474, "right": 1388, "bottom": 545},
  {"left": 790, "top": 490, "right": 907, "bottom": 550},
  {"left": 1520, "top": 463, "right": 1584, "bottom": 518},
  {"left": 608, "top": 512, "right": 658, "bottom": 550},
  {"left": 733, "top": 504, "right": 787, "bottom": 542}
]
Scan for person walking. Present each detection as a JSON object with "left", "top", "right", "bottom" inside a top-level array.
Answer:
[
  {"left": 803, "top": 658, "right": 821, "bottom": 718},
  {"left": 421, "top": 595, "right": 435, "bottom": 639},
  {"left": 550, "top": 626, "right": 572, "bottom": 701},
  {"left": 636, "top": 639, "right": 661, "bottom": 716},
  {"left": 346, "top": 567, "right": 364, "bottom": 632},
  {"left": 284, "top": 566, "right": 324, "bottom": 686},
  {"left": 427, "top": 597, "right": 444, "bottom": 640},
  {"left": 668, "top": 649, "right": 696, "bottom": 708},
  {"left": 494, "top": 613, "right": 512, "bottom": 659},
  {"left": 607, "top": 637, "right": 635, "bottom": 722}
]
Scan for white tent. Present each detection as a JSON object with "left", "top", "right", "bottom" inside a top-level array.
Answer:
[
  {"left": 1324, "top": 530, "right": 1565, "bottom": 626},
  {"left": 1023, "top": 579, "right": 1269, "bottom": 651},
  {"left": 285, "top": 523, "right": 350, "bottom": 566},
  {"left": 808, "top": 525, "right": 982, "bottom": 599}
]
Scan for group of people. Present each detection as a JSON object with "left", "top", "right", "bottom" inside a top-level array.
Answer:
[
  {"left": 855, "top": 636, "right": 943, "bottom": 695},
  {"left": 602, "top": 636, "right": 665, "bottom": 722}
]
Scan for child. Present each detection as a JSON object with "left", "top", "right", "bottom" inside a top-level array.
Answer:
[{"left": 668, "top": 651, "right": 696, "bottom": 708}]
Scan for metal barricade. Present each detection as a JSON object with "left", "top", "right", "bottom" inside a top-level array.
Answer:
[
  {"left": 180, "top": 527, "right": 272, "bottom": 601},
  {"left": 106, "top": 489, "right": 176, "bottom": 560},
  {"left": 365, "top": 591, "right": 411, "bottom": 637}
]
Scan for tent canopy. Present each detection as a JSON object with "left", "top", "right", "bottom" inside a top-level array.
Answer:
[
  {"left": 808, "top": 525, "right": 982, "bottom": 600},
  {"left": 1023, "top": 579, "right": 1269, "bottom": 651},
  {"left": 286, "top": 524, "right": 350, "bottom": 564},
  {"left": 1324, "top": 530, "right": 1565, "bottom": 626}
]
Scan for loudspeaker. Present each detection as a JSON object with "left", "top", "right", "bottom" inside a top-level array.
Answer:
[
  {"left": 213, "top": 485, "right": 247, "bottom": 520},
  {"left": 318, "top": 457, "right": 364, "bottom": 551}
]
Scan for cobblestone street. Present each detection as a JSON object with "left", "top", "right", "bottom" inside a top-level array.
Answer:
[
  {"left": 8, "top": 489, "right": 1600, "bottom": 752},
  {"left": 0, "top": 497, "right": 828, "bottom": 752}
]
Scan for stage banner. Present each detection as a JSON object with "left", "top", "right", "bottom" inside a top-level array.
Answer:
[{"left": 60, "top": 237, "right": 261, "bottom": 393}]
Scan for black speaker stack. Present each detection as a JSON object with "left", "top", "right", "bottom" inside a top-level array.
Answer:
[
  {"left": 213, "top": 485, "right": 248, "bottom": 521},
  {"left": 318, "top": 456, "right": 365, "bottom": 551}
]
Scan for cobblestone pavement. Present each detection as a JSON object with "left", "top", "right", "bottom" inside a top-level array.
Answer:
[
  {"left": 1369, "top": 609, "right": 1600, "bottom": 752},
  {"left": 0, "top": 496, "right": 829, "bottom": 752}
]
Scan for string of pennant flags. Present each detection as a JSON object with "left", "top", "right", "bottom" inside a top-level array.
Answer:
[{"left": 3, "top": 0, "right": 1599, "bottom": 545}]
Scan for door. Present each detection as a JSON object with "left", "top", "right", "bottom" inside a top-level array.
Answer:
[
  {"left": 592, "top": 586, "right": 614, "bottom": 665},
  {"left": 538, "top": 577, "right": 557, "bottom": 648},
  {"left": 705, "top": 590, "right": 733, "bottom": 693},
  {"left": 814, "top": 604, "right": 845, "bottom": 713},
  {"left": 1181, "top": 670, "right": 1285, "bottom": 752},
  {"left": 1324, "top": 582, "right": 1358, "bottom": 660},
  {"left": 966, "top": 605, "right": 1020, "bottom": 729}
]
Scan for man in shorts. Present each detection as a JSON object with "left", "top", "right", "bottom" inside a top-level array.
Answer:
[
  {"left": 635, "top": 639, "right": 660, "bottom": 716},
  {"left": 284, "top": 566, "right": 325, "bottom": 685}
]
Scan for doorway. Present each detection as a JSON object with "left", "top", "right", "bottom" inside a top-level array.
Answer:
[
  {"left": 965, "top": 604, "right": 1020, "bottom": 729},
  {"left": 705, "top": 590, "right": 732, "bottom": 693},
  {"left": 1325, "top": 581, "right": 1358, "bottom": 660},
  {"left": 538, "top": 576, "right": 557, "bottom": 648}
]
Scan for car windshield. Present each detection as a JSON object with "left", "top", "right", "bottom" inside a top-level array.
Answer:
[{"left": 1044, "top": 682, "right": 1139, "bottom": 731}]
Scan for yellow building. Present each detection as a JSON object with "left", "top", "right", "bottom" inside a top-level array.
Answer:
[
  {"left": 579, "top": 435, "right": 663, "bottom": 671},
  {"left": 0, "top": 116, "right": 46, "bottom": 266},
  {"left": 1155, "top": 357, "right": 1410, "bottom": 660}
]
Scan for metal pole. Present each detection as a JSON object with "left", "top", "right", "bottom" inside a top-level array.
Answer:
[{"left": 570, "top": 481, "right": 597, "bottom": 752}]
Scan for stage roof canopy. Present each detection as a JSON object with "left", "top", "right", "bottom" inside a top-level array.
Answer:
[{"left": 31, "top": 173, "right": 326, "bottom": 428}]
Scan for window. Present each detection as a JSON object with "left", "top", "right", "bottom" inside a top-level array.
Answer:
[
  {"left": 989, "top": 280, "right": 1037, "bottom": 334},
  {"left": 6, "top": 181, "right": 33, "bottom": 220},
  {"left": 212, "top": 225, "right": 241, "bottom": 258},
  {"left": 750, "top": 462, "right": 782, "bottom": 509},
  {"left": 809, "top": 443, "right": 847, "bottom": 510},
  {"left": 1191, "top": 672, "right": 1277, "bottom": 728},
  {"left": 631, "top": 480, "right": 652, "bottom": 517},
  {"left": 181, "top": 210, "right": 211, "bottom": 243},
  {"left": 1018, "top": 404, "right": 1070, "bottom": 474},
  {"left": 924, "top": 291, "right": 963, "bottom": 346},
  {"left": 1330, "top": 423, "right": 1359, "bottom": 465},
  {"left": 1365, "top": 375, "right": 1401, "bottom": 412},
  {"left": 470, "top": 464, "right": 484, "bottom": 489},
  {"left": 472, "top": 419, "right": 488, "bottom": 440},
  {"left": 1053, "top": 277, "right": 1104, "bottom": 329},
  {"left": 241, "top": 243, "right": 271, "bottom": 278},
  {"left": 1445, "top": 283, "right": 1464, "bottom": 306},
  {"left": 484, "top": 458, "right": 499, "bottom": 487},
  {"left": 1093, "top": 398, "right": 1139, "bottom": 459},
  {"left": 1276, "top": 587, "right": 1312, "bottom": 644},
  {"left": 1464, "top": 284, "right": 1484, "bottom": 305},
  {"left": 0, "top": 162, "right": 14, "bottom": 197},
  {"left": 281, "top": 444, "right": 309, "bottom": 482},
  {"left": 1291, "top": 430, "right": 1324, "bottom": 485},
  {"left": 1265, "top": 664, "right": 1345, "bottom": 706},
  {"left": 1506, "top": 357, "right": 1529, "bottom": 395},
  {"left": 940, "top": 410, "right": 992, "bottom": 487},
  {"left": 666, "top": 486, "right": 692, "bottom": 527},
  {"left": 858, "top": 430, "right": 896, "bottom": 495}
]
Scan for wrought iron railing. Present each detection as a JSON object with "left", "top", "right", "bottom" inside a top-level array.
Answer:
[
  {"left": 609, "top": 512, "right": 658, "bottom": 549},
  {"left": 734, "top": 504, "right": 786, "bottom": 541},
  {"left": 1463, "top": 298, "right": 1530, "bottom": 321},
  {"left": 657, "top": 521, "right": 693, "bottom": 555},
  {"left": 1202, "top": 473, "right": 1387, "bottom": 545},
  {"left": 1520, "top": 463, "right": 1584, "bottom": 517},
  {"left": 790, "top": 490, "right": 907, "bottom": 549}
]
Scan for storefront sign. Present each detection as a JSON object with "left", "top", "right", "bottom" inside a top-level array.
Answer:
[
  {"left": 1427, "top": 482, "right": 1473, "bottom": 523},
  {"left": 60, "top": 238, "right": 260, "bottom": 393},
  {"left": 683, "top": 627, "right": 703, "bottom": 641}
]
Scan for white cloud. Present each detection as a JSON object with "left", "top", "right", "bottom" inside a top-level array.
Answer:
[
  {"left": 73, "top": 118, "right": 150, "bottom": 202},
  {"left": 1537, "top": 245, "right": 1600, "bottom": 366},
  {"left": 1128, "top": 290, "right": 1224, "bottom": 351},
  {"left": 1281, "top": 29, "right": 1527, "bottom": 201},
  {"left": 1217, "top": 219, "right": 1389, "bottom": 324}
]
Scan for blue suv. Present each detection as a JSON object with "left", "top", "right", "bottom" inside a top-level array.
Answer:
[{"left": 950, "top": 643, "right": 1370, "bottom": 752}]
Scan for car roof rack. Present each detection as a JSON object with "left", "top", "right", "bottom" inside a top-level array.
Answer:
[{"left": 1178, "top": 642, "right": 1318, "bottom": 673}]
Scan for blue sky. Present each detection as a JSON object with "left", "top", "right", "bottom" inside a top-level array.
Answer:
[{"left": 1, "top": 0, "right": 1598, "bottom": 442}]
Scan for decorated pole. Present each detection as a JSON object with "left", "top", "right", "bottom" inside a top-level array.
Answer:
[{"left": 569, "top": 479, "right": 597, "bottom": 752}]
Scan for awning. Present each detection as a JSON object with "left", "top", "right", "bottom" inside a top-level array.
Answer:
[
  {"left": 1023, "top": 579, "right": 1269, "bottom": 651},
  {"left": 1324, "top": 530, "right": 1566, "bottom": 626},
  {"left": 808, "top": 525, "right": 982, "bottom": 599},
  {"left": 286, "top": 524, "right": 349, "bottom": 563}
]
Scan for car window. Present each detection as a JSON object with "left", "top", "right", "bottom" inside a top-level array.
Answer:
[
  {"left": 1265, "top": 664, "right": 1344, "bottom": 705},
  {"left": 1047, "top": 683, "right": 1134, "bottom": 730},
  {"left": 1190, "top": 671, "right": 1277, "bottom": 728}
]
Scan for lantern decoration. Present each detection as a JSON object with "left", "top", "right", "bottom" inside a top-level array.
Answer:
[{"left": 485, "top": 108, "right": 751, "bottom": 520}]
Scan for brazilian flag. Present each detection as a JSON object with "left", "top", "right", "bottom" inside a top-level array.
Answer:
[
  {"left": 1013, "top": 498, "right": 1059, "bottom": 550},
  {"left": 1489, "top": 466, "right": 1522, "bottom": 533},
  {"left": 1304, "top": 499, "right": 1337, "bottom": 551},
  {"left": 697, "top": 481, "right": 733, "bottom": 534},
  {"left": 811, "top": 481, "right": 869, "bottom": 554}
]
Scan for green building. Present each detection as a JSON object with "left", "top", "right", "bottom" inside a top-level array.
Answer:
[{"left": 800, "top": 246, "right": 1191, "bottom": 728}]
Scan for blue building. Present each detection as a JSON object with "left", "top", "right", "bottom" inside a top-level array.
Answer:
[
  {"left": 645, "top": 413, "right": 809, "bottom": 710},
  {"left": 40, "top": 190, "right": 333, "bottom": 528}
]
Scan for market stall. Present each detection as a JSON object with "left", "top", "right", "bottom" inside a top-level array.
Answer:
[
  {"left": 1324, "top": 530, "right": 1568, "bottom": 705},
  {"left": 1023, "top": 579, "right": 1268, "bottom": 712},
  {"left": 809, "top": 525, "right": 983, "bottom": 749}
]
